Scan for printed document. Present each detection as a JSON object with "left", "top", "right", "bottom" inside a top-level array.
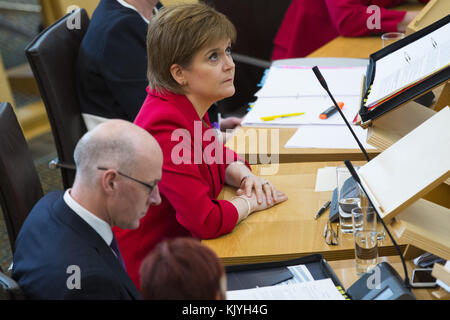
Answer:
[{"left": 227, "top": 278, "right": 345, "bottom": 300}]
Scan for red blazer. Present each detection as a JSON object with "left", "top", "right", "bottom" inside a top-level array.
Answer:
[
  {"left": 272, "top": 0, "right": 428, "bottom": 60},
  {"left": 113, "top": 89, "right": 245, "bottom": 289}
]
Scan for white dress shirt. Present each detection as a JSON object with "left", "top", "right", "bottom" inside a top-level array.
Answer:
[{"left": 63, "top": 189, "right": 114, "bottom": 250}]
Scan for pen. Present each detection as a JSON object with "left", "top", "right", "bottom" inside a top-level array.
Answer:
[
  {"left": 314, "top": 200, "right": 331, "bottom": 220},
  {"left": 319, "top": 102, "right": 344, "bottom": 119},
  {"left": 261, "top": 112, "right": 305, "bottom": 121}
]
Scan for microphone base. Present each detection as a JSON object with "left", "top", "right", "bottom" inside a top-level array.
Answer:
[{"left": 346, "top": 262, "right": 415, "bottom": 300}]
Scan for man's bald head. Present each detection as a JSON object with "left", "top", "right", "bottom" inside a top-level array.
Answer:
[{"left": 73, "top": 120, "right": 161, "bottom": 186}]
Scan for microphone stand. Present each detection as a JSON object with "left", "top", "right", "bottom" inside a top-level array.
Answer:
[
  {"left": 312, "top": 66, "right": 410, "bottom": 289},
  {"left": 312, "top": 66, "right": 371, "bottom": 162}
]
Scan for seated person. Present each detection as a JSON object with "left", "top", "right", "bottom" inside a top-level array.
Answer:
[
  {"left": 140, "top": 237, "right": 226, "bottom": 300},
  {"left": 76, "top": 0, "right": 162, "bottom": 130},
  {"left": 272, "top": 0, "right": 428, "bottom": 59},
  {"left": 114, "top": 3, "right": 288, "bottom": 289},
  {"left": 76, "top": 0, "right": 241, "bottom": 139},
  {"left": 12, "top": 120, "right": 163, "bottom": 299}
]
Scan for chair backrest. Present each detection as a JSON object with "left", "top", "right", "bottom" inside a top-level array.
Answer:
[
  {"left": 0, "top": 269, "right": 25, "bottom": 300},
  {"left": 25, "top": 8, "right": 89, "bottom": 189},
  {"left": 0, "top": 103, "right": 43, "bottom": 252}
]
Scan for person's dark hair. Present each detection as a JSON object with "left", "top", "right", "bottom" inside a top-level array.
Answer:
[{"left": 139, "top": 237, "right": 225, "bottom": 300}]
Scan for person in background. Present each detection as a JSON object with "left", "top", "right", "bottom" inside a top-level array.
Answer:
[
  {"left": 114, "top": 3, "right": 288, "bottom": 289},
  {"left": 76, "top": 0, "right": 241, "bottom": 141},
  {"left": 272, "top": 0, "right": 429, "bottom": 59},
  {"left": 140, "top": 237, "right": 226, "bottom": 300},
  {"left": 77, "top": 0, "right": 162, "bottom": 130},
  {"left": 12, "top": 120, "right": 163, "bottom": 299}
]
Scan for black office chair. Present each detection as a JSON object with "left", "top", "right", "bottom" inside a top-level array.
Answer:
[
  {"left": 0, "top": 268, "right": 24, "bottom": 300},
  {"left": 0, "top": 102, "right": 44, "bottom": 253},
  {"left": 25, "top": 8, "right": 89, "bottom": 189}
]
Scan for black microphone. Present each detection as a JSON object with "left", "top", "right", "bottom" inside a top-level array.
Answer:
[
  {"left": 312, "top": 66, "right": 371, "bottom": 162},
  {"left": 344, "top": 160, "right": 411, "bottom": 289}
]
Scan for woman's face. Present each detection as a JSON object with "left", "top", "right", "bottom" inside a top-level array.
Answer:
[{"left": 180, "top": 38, "right": 235, "bottom": 106}]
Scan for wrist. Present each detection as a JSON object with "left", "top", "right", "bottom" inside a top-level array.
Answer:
[{"left": 231, "top": 195, "right": 252, "bottom": 222}]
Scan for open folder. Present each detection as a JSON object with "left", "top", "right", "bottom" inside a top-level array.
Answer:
[{"left": 359, "top": 14, "right": 450, "bottom": 124}]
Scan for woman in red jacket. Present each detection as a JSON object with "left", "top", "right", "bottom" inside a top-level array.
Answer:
[
  {"left": 272, "top": 0, "right": 428, "bottom": 60},
  {"left": 114, "top": 3, "right": 288, "bottom": 289}
]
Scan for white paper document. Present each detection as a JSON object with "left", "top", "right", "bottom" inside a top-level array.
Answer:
[
  {"left": 315, "top": 167, "right": 338, "bottom": 192},
  {"left": 227, "top": 278, "right": 345, "bottom": 300},
  {"left": 366, "top": 23, "right": 450, "bottom": 107},
  {"left": 242, "top": 96, "right": 360, "bottom": 127},
  {"left": 284, "top": 125, "right": 377, "bottom": 150},
  {"left": 276, "top": 264, "right": 314, "bottom": 285},
  {"left": 255, "top": 66, "right": 366, "bottom": 98}
]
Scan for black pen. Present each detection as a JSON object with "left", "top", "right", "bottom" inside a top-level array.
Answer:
[{"left": 314, "top": 200, "right": 331, "bottom": 220}]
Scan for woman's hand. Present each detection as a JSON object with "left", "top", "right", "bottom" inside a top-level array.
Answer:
[
  {"left": 220, "top": 116, "right": 242, "bottom": 130},
  {"left": 233, "top": 188, "right": 288, "bottom": 224},
  {"left": 236, "top": 175, "right": 281, "bottom": 206},
  {"left": 398, "top": 11, "right": 419, "bottom": 33}
]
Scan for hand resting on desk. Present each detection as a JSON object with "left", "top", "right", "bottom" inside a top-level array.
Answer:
[{"left": 233, "top": 183, "right": 288, "bottom": 224}]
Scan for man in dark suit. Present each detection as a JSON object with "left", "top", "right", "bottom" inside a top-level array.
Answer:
[
  {"left": 12, "top": 119, "right": 163, "bottom": 299},
  {"left": 76, "top": 0, "right": 162, "bottom": 130}
]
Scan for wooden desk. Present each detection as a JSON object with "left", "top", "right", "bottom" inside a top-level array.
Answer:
[
  {"left": 329, "top": 256, "right": 438, "bottom": 300},
  {"left": 202, "top": 162, "right": 407, "bottom": 266},
  {"left": 226, "top": 126, "right": 379, "bottom": 164}
]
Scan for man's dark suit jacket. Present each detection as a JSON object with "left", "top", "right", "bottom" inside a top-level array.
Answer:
[
  {"left": 76, "top": 0, "right": 219, "bottom": 123},
  {"left": 76, "top": 0, "right": 151, "bottom": 121},
  {"left": 12, "top": 191, "right": 141, "bottom": 300}
]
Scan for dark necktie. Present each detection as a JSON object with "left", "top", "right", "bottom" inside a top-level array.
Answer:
[{"left": 110, "top": 236, "right": 126, "bottom": 270}]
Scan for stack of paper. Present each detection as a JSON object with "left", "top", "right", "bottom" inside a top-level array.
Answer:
[
  {"left": 366, "top": 23, "right": 450, "bottom": 109},
  {"left": 241, "top": 65, "right": 371, "bottom": 149},
  {"left": 227, "top": 278, "right": 345, "bottom": 300},
  {"left": 242, "top": 65, "right": 366, "bottom": 127}
]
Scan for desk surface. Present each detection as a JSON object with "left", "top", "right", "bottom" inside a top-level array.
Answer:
[{"left": 202, "top": 162, "right": 406, "bottom": 266}]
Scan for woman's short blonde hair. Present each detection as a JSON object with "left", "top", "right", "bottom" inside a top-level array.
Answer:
[{"left": 146, "top": 3, "right": 236, "bottom": 94}]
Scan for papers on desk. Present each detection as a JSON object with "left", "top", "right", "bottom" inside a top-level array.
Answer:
[
  {"left": 242, "top": 95, "right": 360, "bottom": 126},
  {"left": 284, "top": 125, "right": 376, "bottom": 150},
  {"left": 227, "top": 278, "right": 345, "bottom": 300},
  {"left": 315, "top": 167, "right": 338, "bottom": 192},
  {"left": 243, "top": 64, "right": 373, "bottom": 150},
  {"left": 255, "top": 66, "right": 366, "bottom": 98},
  {"left": 366, "top": 23, "right": 450, "bottom": 109}
]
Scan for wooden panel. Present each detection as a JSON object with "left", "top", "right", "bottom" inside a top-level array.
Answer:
[
  {"left": 432, "top": 262, "right": 450, "bottom": 287},
  {"left": 393, "top": 199, "right": 450, "bottom": 260},
  {"left": 407, "top": 0, "right": 450, "bottom": 34},
  {"left": 359, "top": 107, "right": 450, "bottom": 222},
  {"left": 226, "top": 126, "right": 380, "bottom": 164},
  {"left": 367, "top": 101, "right": 436, "bottom": 151}
]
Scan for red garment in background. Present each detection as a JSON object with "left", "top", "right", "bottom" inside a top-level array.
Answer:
[
  {"left": 113, "top": 88, "right": 245, "bottom": 289},
  {"left": 272, "top": 0, "right": 428, "bottom": 60}
]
